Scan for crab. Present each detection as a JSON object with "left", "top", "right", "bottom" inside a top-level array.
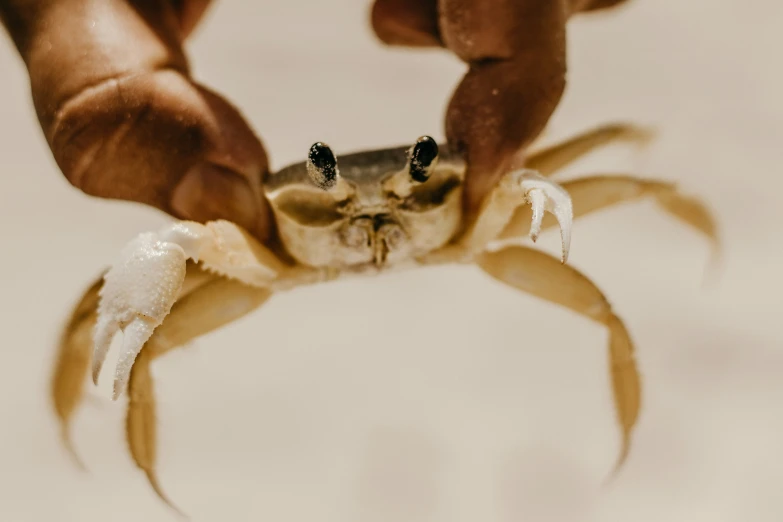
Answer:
[{"left": 51, "top": 121, "right": 717, "bottom": 512}]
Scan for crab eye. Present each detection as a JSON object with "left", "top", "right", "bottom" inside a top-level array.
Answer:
[
  {"left": 307, "top": 142, "right": 338, "bottom": 190},
  {"left": 409, "top": 136, "right": 439, "bottom": 183}
]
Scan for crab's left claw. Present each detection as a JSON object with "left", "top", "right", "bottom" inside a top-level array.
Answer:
[
  {"left": 516, "top": 170, "right": 573, "bottom": 262},
  {"left": 92, "top": 220, "right": 283, "bottom": 400},
  {"left": 93, "top": 233, "right": 189, "bottom": 400}
]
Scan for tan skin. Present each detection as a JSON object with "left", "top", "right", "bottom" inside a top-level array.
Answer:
[{"left": 0, "top": 0, "right": 629, "bottom": 244}]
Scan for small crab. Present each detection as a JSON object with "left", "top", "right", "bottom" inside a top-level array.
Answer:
[{"left": 52, "top": 122, "right": 717, "bottom": 511}]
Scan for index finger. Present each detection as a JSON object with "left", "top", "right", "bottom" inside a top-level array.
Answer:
[{"left": 371, "top": 0, "right": 633, "bottom": 216}]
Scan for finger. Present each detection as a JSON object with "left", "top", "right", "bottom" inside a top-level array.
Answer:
[
  {"left": 439, "top": 0, "right": 636, "bottom": 216},
  {"left": 368, "top": 0, "right": 632, "bottom": 49},
  {"left": 440, "top": 1, "right": 570, "bottom": 216},
  {"left": 570, "top": 0, "right": 632, "bottom": 14},
  {"left": 0, "top": 0, "right": 272, "bottom": 242},
  {"left": 49, "top": 70, "right": 271, "bottom": 240},
  {"left": 171, "top": 0, "right": 214, "bottom": 38},
  {"left": 447, "top": 57, "right": 567, "bottom": 216},
  {"left": 370, "top": 0, "right": 441, "bottom": 47}
]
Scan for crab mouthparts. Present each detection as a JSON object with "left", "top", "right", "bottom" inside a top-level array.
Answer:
[{"left": 341, "top": 214, "right": 408, "bottom": 267}]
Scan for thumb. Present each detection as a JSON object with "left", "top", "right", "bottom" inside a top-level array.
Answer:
[
  {"left": 49, "top": 70, "right": 273, "bottom": 242},
  {"left": 1, "top": 0, "right": 272, "bottom": 241}
]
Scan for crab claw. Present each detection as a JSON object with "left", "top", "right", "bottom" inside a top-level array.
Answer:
[
  {"left": 517, "top": 170, "right": 573, "bottom": 263},
  {"left": 93, "top": 232, "right": 189, "bottom": 400}
]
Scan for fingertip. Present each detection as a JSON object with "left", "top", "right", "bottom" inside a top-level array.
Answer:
[
  {"left": 171, "top": 163, "right": 271, "bottom": 242},
  {"left": 370, "top": 0, "right": 441, "bottom": 47},
  {"left": 446, "top": 59, "right": 566, "bottom": 215},
  {"left": 174, "top": 0, "right": 215, "bottom": 38},
  {"left": 571, "top": 0, "right": 632, "bottom": 14}
]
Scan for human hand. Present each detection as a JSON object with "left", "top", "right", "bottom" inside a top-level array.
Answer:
[
  {"left": 0, "top": 0, "right": 630, "bottom": 243},
  {"left": 370, "top": 0, "right": 631, "bottom": 216},
  {"left": 0, "top": 0, "right": 272, "bottom": 241}
]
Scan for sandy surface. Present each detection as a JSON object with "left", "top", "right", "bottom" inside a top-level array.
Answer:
[{"left": 0, "top": 1, "right": 781, "bottom": 521}]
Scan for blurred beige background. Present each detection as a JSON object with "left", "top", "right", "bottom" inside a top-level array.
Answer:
[{"left": 1, "top": 1, "right": 781, "bottom": 521}]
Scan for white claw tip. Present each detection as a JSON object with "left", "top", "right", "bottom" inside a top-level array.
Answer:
[
  {"left": 526, "top": 187, "right": 546, "bottom": 243},
  {"left": 111, "top": 316, "right": 157, "bottom": 400},
  {"left": 518, "top": 170, "right": 573, "bottom": 263}
]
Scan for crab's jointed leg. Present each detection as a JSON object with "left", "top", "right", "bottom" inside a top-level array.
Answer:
[
  {"left": 460, "top": 169, "right": 573, "bottom": 262},
  {"left": 125, "top": 348, "right": 176, "bottom": 513},
  {"left": 526, "top": 122, "right": 654, "bottom": 177},
  {"left": 51, "top": 275, "right": 104, "bottom": 467},
  {"left": 93, "top": 219, "right": 286, "bottom": 400},
  {"left": 475, "top": 245, "right": 640, "bottom": 471},
  {"left": 126, "top": 275, "right": 273, "bottom": 514},
  {"left": 497, "top": 174, "right": 719, "bottom": 254}
]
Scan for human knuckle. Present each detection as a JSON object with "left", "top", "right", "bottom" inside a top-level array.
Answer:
[{"left": 49, "top": 72, "right": 203, "bottom": 204}]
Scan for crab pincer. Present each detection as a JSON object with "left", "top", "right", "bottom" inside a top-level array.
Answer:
[{"left": 92, "top": 221, "right": 282, "bottom": 399}]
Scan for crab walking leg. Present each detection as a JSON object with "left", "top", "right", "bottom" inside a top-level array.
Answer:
[
  {"left": 526, "top": 123, "right": 654, "bottom": 177},
  {"left": 93, "top": 219, "right": 286, "bottom": 400},
  {"left": 51, "top": 263, "right": 219, "bottom": 466},
  {"left": 125, "top": 348, "right": 183, "bottom": 515},
  {"left": 51, "top": 275, "right": 104, "bottom": 467},
  {"left": 460, "top": 169, "right": 573, "bottom": 262},
  {"left": 146, "top": 279, "right": 273, "bottom": 360},
  {"left": 496, "top": 175, "right": 719, "bottom": 252},
  {"left": 126, "top": 277, "right": 273, "bottom": 513},
  {"left": 476, "top": 246, "right": 641, "bottom": 470}
]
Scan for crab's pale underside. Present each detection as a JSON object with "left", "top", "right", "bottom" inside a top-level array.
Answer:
[{"left": 52, "top": 122, "right": 717, "bottom": 512}]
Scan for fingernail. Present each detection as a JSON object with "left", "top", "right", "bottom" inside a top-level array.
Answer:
[{"left": 171, "top": 164, "right": 261, "bottom": 233}]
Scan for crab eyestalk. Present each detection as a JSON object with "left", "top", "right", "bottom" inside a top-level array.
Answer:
[
  {"left": 409, "top": 135, "right": 438, "bottom": 183},
  {"left": 306, "top": 142, "right": 353, "bottom": 200},
  {"left": 387, "top": 135, "right": 440, "bottom": 198}
]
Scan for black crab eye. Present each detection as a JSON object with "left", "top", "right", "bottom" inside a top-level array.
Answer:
[
  {"left": 307, "top": 142, "right": 338, "bottom": 189},
  {"left": 409, "top": 136, "right": 439, "bottom": 183}
]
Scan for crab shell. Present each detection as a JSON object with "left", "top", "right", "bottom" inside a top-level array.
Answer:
[{"left": 264, "top": 141, "right": 466, "bottom": 269}]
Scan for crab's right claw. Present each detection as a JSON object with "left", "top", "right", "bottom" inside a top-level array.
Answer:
[
  {"left": 92, "top": 233, "right": 188, "bottom": 400},
  {"left": 517, "top": 170, "right": 574, "bottom": 263}
]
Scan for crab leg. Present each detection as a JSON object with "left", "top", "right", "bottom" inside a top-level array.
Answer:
[
  {"left": 460, "top": 169, "right": 574, "bottom": 262},
  {"left": 126, "top": 276, "right": 272, "bottom": 514},
  {"left": 124, "top": 348, "right": 177, "bottom": 513},
  {"left": 526, "top": 122, "right": 654, "bottom": 177},
  {"left": 496, "top": 174, "right": 719, "bottom": 252},
  {"left": 475, "top": 245, "right": 640, "bottom": 471},
  {"left": 93, "top": 219, "right": 286, "bottom": 400},
  {"left": 51, "top": 275, "right": 104, "bottom": 467}
]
